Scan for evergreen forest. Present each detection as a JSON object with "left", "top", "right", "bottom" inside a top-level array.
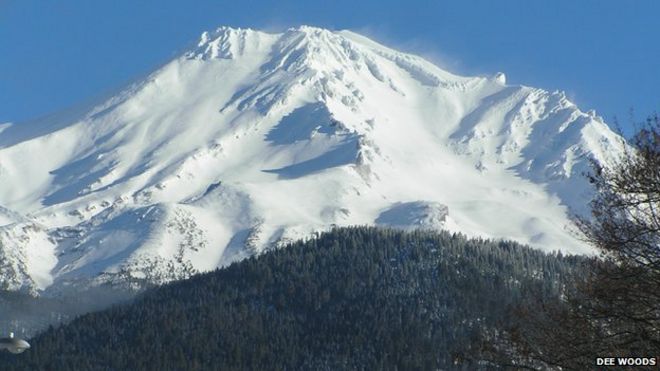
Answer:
[{"left": 0, "top": 227, "right": 585, "bottom": 370}]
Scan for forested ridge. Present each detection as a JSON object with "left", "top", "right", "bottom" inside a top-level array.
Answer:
[{"left": 1, "top": 227, "right": 585, "bottom": 370}]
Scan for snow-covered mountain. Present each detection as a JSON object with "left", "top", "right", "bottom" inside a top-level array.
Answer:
[{"left": 0, "top": 26, "right": 623, "bottom": 294}]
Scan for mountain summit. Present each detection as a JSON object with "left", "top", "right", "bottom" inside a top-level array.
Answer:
[{"left": 0, "top": 26, "right": 623, "bottom": 293}]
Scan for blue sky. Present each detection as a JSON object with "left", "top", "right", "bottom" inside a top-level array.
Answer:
[{"left": 1, "top": 0, "right": 658, "bottom": 135}]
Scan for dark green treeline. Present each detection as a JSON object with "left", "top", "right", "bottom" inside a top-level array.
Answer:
[{"left": 1, "top": 227, "right": 584, "bottom": 370}]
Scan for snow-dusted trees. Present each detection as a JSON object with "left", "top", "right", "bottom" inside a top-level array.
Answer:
[{"left": 0, "top": 227, "right": 580, "bottom": 370}]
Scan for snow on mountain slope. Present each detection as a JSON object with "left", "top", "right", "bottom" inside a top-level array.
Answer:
[
  {"left": 0, "top": 211, "right": 56, "bottom": 293},
  {"left": 0, "top": 26, "right": 624, "bottom": 293}
]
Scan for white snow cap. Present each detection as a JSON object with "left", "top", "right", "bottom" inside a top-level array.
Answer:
[{"left": 0, "top": 25, "right": 625, "bottom": 293}]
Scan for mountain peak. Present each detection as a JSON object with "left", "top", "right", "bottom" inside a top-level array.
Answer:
[
  {"left": 0, "top": 25, "right": 624, "bottom": 294},
  {"left": 189, "top": 26, "right": 469, "bottom": 90}
]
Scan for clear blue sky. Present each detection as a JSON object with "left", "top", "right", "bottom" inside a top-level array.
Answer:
[{"left": 1, "top": 0, "right": 658, "bottom": 136}]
